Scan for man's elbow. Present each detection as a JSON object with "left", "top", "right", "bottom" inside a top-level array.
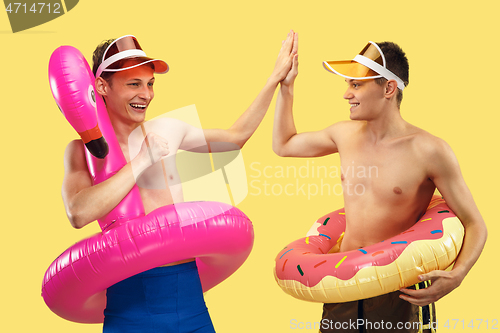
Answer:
[
  {"left": 224, "top": 129, "right": 247, "bottom": 149},
  {"left": 66, "top": 207, "right": 88, "bottom": 229},
  {"left": 67, "top": 213, "right": 83, "bottom": 229},
  {"left": 235, "top": 137, "right": 247, "bottom": 150},
  {"left": 481, "top": 222, "right": 488, "bottom": 244},
  {"left": 272, "top": 144, "right": 288, "bottom": 157},
  {"left": 464, "top": 216, "right": 488, "bottom": 246}
]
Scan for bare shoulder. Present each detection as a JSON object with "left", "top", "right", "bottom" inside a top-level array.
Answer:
[
  {"left": 325, "top": 120, "right": 362, "bottom": 138},
  {"left": 410, "top": 126, "right": 454, "bottom": 158},
  {"left": 408, "top": 126, "right": 459, "bottom": 179},
  {"left": 327, "top": 120, "right": 361, "bottom": 131},
  {"left": 65, "top": 139, "right": 85, "bottom": 158},
  {"left": 149, "top": 117, "right": 189, "bottom": 130},
  {"left": 147, "top": 117, "right": 193, "bottom": 139},
  {"left": 64, "top": 139, "right": 88, "bottom": 172}
]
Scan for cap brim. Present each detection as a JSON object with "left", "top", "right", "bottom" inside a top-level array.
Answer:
[
  {"left": 147, "top": 58, "right": 169, "bottom": 74},
  {"left": 323, "top": 60, "right": 380, "bottom": 80},
  {"left": 105, "top": 56, "right": 169, "bottom": 74}
]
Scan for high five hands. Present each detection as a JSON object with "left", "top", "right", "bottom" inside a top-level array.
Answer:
[{"left": 271, "top": 30, "right": 298, "bottom": 85}]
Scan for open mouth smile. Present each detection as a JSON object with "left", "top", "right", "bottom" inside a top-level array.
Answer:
[{"left": 130, "top": 103, "right": 147, "bottom": 111}]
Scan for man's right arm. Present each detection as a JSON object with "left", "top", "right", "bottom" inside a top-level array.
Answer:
[
  {"left": 272, "top": 35, "right": 340, "bottom": 158},
  {"left": 62, "top": 133, "right": 169, "bottom": 228},
  {"left": 273, "top": 83, "right": 342, "bottom": 157}
]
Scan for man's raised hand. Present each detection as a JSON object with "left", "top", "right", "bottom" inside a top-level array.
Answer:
[
  {"left": 282, "top": 31, "right": 298, "bottom": 87},
  {"left": 271, "top": 30, "right": 298, "bottom": 83}
]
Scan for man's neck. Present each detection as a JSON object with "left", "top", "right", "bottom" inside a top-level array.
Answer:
[
  {"left": 363, "top": 104, "right": 408, "bottom": 144},
  {"left": 108, "top": 112, "right": 144, "bottom": 147}
]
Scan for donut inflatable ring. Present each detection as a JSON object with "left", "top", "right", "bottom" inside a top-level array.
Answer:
[
  {"left": 274, "top": 196, "right": 464, "bottom": 303},
  {"left": 42, "top": 46, "right": 254, "bottom": 323}
]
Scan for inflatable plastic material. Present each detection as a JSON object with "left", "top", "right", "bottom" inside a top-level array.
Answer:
[
  {"left": 42, "top": 46, "right": 254, "bottom": 323},
  {"left": 274, "top": 196, "right": 464, "bottom": 303},
  {"left": 49, "top": 46, "right": 108, "bottom": 159}
]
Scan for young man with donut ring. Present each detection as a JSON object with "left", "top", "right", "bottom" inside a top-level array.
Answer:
[
  {"left": 61, "top": 33, "right": 297, "bottom": 332},
  {"left": 272, "top": 31, "right": 487, "bottom": 333}
]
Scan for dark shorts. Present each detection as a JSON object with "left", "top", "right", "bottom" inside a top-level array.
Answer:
[
  {"left": 320, "top": 281, "right": 437, "bottom": 333},
  {"left": 103, "top": 261, "right": 215, "bottom": 333}
]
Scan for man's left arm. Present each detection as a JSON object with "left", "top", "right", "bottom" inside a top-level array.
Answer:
[
  {"left": 178, "top": 79, "right": 278, "bottom": 153},
  {"left": 180, "top": 31, "right": 298, "bottom": 152},
  {"left": 400, "top": 137, "right": 488, "bottom": 306}
]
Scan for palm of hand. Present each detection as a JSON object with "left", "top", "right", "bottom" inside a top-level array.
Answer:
[{"left": 272, "top": 30, "right": 298, "bottom": 83}]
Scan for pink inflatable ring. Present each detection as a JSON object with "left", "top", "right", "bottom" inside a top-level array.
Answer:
[
  {"left": 42, "top": 46, "right": 254, "bottom": 323},
  {"left": 274, "top": 196, "right": 464, "bottom": 303}
]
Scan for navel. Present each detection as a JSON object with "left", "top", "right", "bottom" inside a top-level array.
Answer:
[
  {"left": 341, "top": 173, "right": 345, "bottom": 181},
  {"left": 393, "top": 186, "right": 402, "bottom": 195}
]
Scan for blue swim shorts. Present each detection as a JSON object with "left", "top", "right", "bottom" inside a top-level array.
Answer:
[{"left": 103, "top": 261, "right": 215, "bottom": 333}]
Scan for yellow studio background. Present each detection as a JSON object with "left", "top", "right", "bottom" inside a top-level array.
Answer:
[{"left": 1, "top": 0, "right": 498, "bottom": 332}]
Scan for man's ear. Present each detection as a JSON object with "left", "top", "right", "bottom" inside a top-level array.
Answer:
[
  {"left": 95, "top": 77, "right": 108, "bottom": 96},
  {"left": 384, "top": 80, "right": 398, "bottom": 99}
]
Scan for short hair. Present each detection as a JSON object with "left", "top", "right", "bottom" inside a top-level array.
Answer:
[
  {"left": 373, "top": 41, "right": 409, "bottom": 107},
  {"left": 92, "top": 38, "right": 116, "bottom": 83}
]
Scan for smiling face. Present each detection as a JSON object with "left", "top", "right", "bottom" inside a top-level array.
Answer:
[
  {"left": 101, "top": 59, "right": 156, "bottom": 126},
  {"left": 343, "top": 78, "right": 386, "bottom": 121}
]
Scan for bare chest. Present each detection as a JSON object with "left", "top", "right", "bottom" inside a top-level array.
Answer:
[
  {"left": 338, "top": 138, "right": 431, "bottom": 202},
  {"left": 121, "top": 129, "right": 184, "bottom": 213}
]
